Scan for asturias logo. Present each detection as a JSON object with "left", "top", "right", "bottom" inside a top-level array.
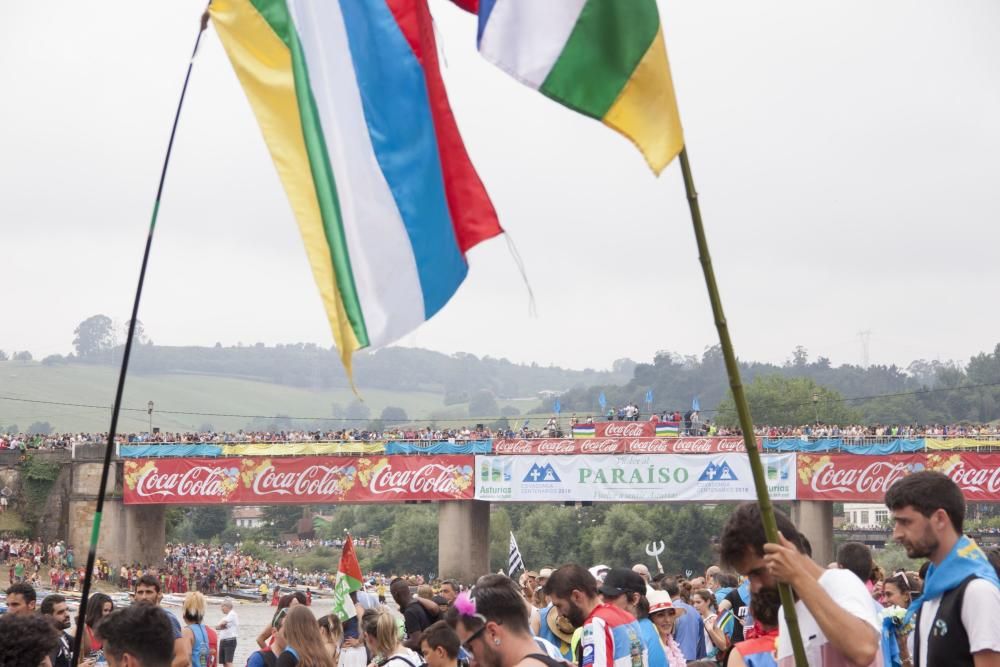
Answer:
[
  {"left": 524, "top": 463, "right": 560, "bottom": 483},
  {"left": 699, "top": 460, "right": 737, "bottom": 482}
]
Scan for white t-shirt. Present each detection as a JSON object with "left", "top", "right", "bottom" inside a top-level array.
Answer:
[
  {"left": 916, "top": 577, "right": 1000, "bottom": 667},
  {"left": 218, "top": 609, "right": 239, "bottom": 641},
  {"left": 776, "top": 568, "right": 881, "bottom": 667}
]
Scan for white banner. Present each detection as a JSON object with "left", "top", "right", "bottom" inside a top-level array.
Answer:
[{"left": 474, "top": 453, "right": 796, "bottom": 502}]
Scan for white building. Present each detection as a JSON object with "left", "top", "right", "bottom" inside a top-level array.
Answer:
[
  {"left": 843, "top": 503, "right": 890, "bottom": 529},
  {"left": 232, "top": 506, "right": 265, "bottom": 529}
]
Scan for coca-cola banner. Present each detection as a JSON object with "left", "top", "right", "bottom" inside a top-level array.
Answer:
[
  {"left": 571, "top": 422, "right": 669, "bottom": 439},
  {"left": 123, "top": 456, "right": 475, "bottom": 505},
  {"left": 474, "top": 454, "right": 796, "bottom": 502},
  {"left": 796, "top": 454, "right": 926, "bottom": 501},
  {"left": 493, "top": 437, "right": 747, "bottom": 455}
]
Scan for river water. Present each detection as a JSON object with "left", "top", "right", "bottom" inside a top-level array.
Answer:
[{"left": 163, "top": 598, "right": 314, "bottom": 665}]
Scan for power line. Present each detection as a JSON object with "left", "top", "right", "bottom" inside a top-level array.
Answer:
[{"left": 1, "top": 379, "right": 1000, "bottom": 425}]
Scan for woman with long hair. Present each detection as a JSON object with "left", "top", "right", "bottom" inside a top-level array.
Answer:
[
  {"left": 277, "top": 605, "right": 337, "bottom": 667},
  {"left": 647, "top": 590, "right": 686, "bottom": 667},
  {"left": 318, "top": 614, "right": 343, "bottom": 664},
  {"left": 181, "top": 591, "right": 218, "bottom": 667},
  {"left": 691, "top": 588, "right": 728, "bottom": 660},
  {"left": 80, "top": 592, "right": 114, "bottom": 659},
  {"left": 258, "top": 591, "right": 306, "bottom": 649},
  {"left": 363, "top": 608, "right": 421, "bottom": 667}
]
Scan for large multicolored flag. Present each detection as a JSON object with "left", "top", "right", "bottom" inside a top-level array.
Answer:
[
  {"left": 467, "top": 0, "right": 684, "bottom": 174},
  {"left": 331, "top": 534, "right": 364, "bottom": 622},
  {"left": 210, "top": 0, "right": 501, "bottom": 377}
]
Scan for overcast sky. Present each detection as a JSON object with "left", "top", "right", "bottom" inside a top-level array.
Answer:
[{"left": 2, "top": 1, "right": 999, "bottom": 372}]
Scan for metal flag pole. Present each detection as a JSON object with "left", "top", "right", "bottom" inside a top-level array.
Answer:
[
  {"left": 71, "top": 8, "right": 211, "bottom": 663},
  {"left": 677, "top": 147, "right": 808, "bottom": 666}
]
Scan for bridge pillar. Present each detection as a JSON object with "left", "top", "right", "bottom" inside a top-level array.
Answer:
[
  {"left": 792, "top": 501, "right": 834, "bottom": 566},
  {"left": 438, "top": 500, "right": 490, "bottom": 585}
]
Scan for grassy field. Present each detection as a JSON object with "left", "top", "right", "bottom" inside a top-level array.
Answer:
[{"left": 0, "top": 361, "right": 542, "bottom": 433}]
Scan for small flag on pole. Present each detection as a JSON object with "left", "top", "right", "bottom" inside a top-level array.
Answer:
[
  {"left": 331, "top": 533, "right": 363, "bottom": 622},
  {"left": 692, "top": 397, "right": 701, "bottom": 412},
  {"left": 508, "top": 531, "right": 525, "bottom": 577},
  {"left": 598, "top": 392, "right": 607, "bottom": 410},
  {"left": 645, "top": 389, "right": 654, "bottom": 404},
  {"left": 554, "top": 399, "right": 561, "bottom": 414}
]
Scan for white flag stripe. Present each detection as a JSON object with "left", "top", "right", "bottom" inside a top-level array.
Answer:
[{"left": 508, "top": 531, "right": 524, "bottom": 576}]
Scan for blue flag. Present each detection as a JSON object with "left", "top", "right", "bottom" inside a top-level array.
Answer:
[
  {"left": 645, "top": 389, "right": 653, "bottom": 404},
  {"left": 598, "top": 392, "right": 607, "bottom": 409},
  {"left": 692, "top": 397, "right": 701, "bottom": 412},
  {"left": 553, "top": 399, "right": 561, "bottom": 414}
]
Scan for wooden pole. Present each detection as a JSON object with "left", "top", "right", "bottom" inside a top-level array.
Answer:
[{"left": 678, "top": 147, "right": 808, "bottom": 666}]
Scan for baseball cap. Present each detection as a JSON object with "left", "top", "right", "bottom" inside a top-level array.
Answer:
[{"left": 598, "top": 568, "right": 647, "bottom": 598}]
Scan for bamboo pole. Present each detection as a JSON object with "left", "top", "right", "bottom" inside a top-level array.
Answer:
[
  {"left": 678, "top": 147, "right": 808, "bottom": 666},
  {"left": 71, "top": 9, "right": 211, "bottom": 664}
]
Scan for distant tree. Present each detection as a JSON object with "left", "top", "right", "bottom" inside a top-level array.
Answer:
[
  {"left": 125, "top": 318, "right": 148, "bottom": 345},
  {"left": 3, "top": 424, "right": 18, "bottom": 435},
  {"left": 716, "top": 375, "right": 859, "bottom": 427},
  {"left": 0, "top": 350, "right": 7, "bottom": 361},
  {"left": 380, "top": 406, "right": 408, "bottom": 424},
  {"left": 789, "top": 346, "right": 809, "bottom": 368},
  {"left": 331, "top": 402, "right": 345, "bottom": 419},
  {"left": 500, "top": 405, "right": 521, "bottom": 417},
  {"left": 345, "top": 400, "right": 371, "bottom": 423},
  {"left": 73, "top": 315, "right": 114, "bottom": 358},
  {"left": 190, "top": 506, "right": 229, "bottom": 540},
  {"left": 468, "top": 390, "right": 499, "bottom": 418},
  {"left": 41, "top": 354, "right": 65, "bottom": 366},
  {"left": 12, "top": 351, "right": 33, "bottom": 361},
  {"left": 27, "top": 421, "right": 52, "bottom": 435}
]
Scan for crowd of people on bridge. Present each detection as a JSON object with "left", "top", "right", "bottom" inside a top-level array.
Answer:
[
  {"left": 3, "top": 470, "right": 1000, "bottom": 666},
  {"left": 5, "top": 419, "right": 1000, "bottom": 453}
]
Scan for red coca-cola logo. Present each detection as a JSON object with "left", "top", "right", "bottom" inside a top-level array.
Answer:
[
  {"left": 626, "top": 439, "right": 673, "bottom": 454},
  {"left": 579, "top": 439, "right": 621, "bottom": 454},
  {"left": 809, "top": 460, "right": 910, "bottom": 495},
  {"left": 670, "top": 440, "right": 712, "bottom": 454},
  {"left": 538, "top": 440, "right": 578, "bottom": 454},
  {"left": 369, "top": 464, "right": 463, "bottom": 496},
  {"left": 716, "top": 439, "right": 747, "bottom": 452},
  {"left": 135, "top": 465, "right": 227, "bottom": 498},
  {"left": 603, "top": 423, "right": 647, "bottom": 437},
  {"left": 493, "top": 440, "right": 534, "bottom": 454},
  {"left": 252, "top": 464, "right": 351, "bottom": 497},
  {"left": 944, "top": 461, "right": 1000, "bottom": 494}
]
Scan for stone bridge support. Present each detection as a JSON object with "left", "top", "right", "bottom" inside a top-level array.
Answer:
[
  {"left": 792, "top": 500, "right": 834, "bottom": 566},
  {"left": 438, "top": 500, "right": 490, "bottom": 585},
  {"left": 68, "top": 459, "right": 165, "bottom": 568}
]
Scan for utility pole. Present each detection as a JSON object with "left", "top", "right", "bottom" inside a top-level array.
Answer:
[{"left": 857, "top": 330, "right": 872, "bottom": 368}]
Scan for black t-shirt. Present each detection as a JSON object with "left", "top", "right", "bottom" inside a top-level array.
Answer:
[
  {"left": 723, "top": 588, "right": 749, "bottom": 643},
  {"left": 403, "top": 601, "right": 433, "bottom": 637}
]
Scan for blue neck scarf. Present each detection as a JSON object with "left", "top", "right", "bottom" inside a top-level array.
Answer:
[{"left": 902, "top": 535, "right": 999, "bottom": 627}]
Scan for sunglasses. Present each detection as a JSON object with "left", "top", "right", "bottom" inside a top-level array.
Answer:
[{"left": 462, "top": 624, "right": 488, "bottom": 654}]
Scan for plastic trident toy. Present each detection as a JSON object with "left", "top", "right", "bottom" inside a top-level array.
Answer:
[{"left": 646, "top": 540, "right": 665, "bottom": 574}]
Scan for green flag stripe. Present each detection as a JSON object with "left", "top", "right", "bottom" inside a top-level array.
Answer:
[
  {"left": 540, "top": 0, "right": 661, "bottom": 119},
  {"left": 249, "top": 0, "right": 370, "bottom": 347}
]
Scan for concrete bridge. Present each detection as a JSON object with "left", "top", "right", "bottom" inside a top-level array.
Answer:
[{"left": 0, "top": 445, "right": 844, "bottom": 582}]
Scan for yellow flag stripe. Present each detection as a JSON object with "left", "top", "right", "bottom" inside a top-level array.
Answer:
[
  {"left": 602, "top": 29, "right": 684, "bottom": 175},
  {"left": 210, "top": 0, "right": 360, "bottom": 372}
]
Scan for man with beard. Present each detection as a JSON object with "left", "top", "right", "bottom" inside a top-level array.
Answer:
[
  {"left": 40, "top": 593, "right": 73, "bottom": 667},
  {"left": 451, "top": 574, "right": 567, "bottom": 667},
  {"left": 885, "top": 471, "right": 1000, "bottom": 667},
  {"left": 544, "top": 565, "right": 646, "bottom": 667},
  {"left": 719, "top": 502, "right": 880, "bottom": 666}
]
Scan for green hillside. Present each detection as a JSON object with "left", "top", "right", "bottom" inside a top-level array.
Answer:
[{"left": 0, "top": 361, "right": 543, "bottom": 434}]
